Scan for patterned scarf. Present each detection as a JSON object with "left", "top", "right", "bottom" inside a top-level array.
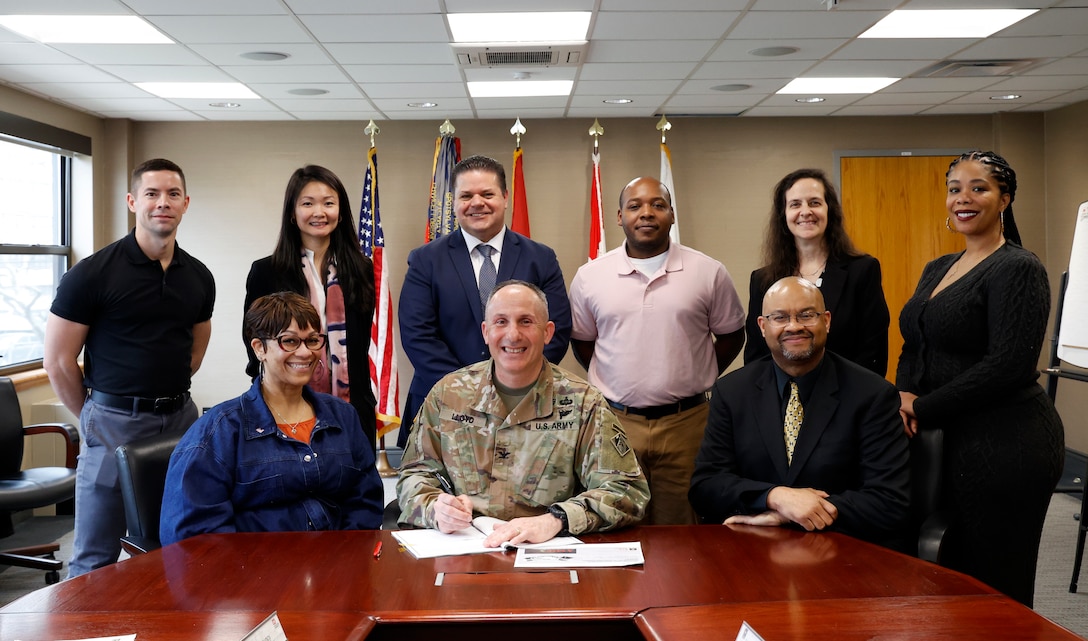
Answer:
[{"left": 301, "top": 252, "right": 350, "bottom": 404}]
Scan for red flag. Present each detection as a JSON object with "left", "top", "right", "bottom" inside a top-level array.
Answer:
[
  {"left": 588, "top": 148, "right": 605, "bottom": 260},
  {"left": 359, "top": 146, "right": 400, "bottom": 438},
  {"left": 511, "top": 146, "right": 531, "bottom": 237}
]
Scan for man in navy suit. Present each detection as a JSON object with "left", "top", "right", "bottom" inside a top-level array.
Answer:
[
  {"left": 397, "top": 155, "right": 571, "bottom": 447},
  {"left": 689, "top": 277, "right": 909, "bottom": 546}
]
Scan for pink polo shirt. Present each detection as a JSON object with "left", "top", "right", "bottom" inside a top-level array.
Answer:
[{"left": 569, "top": 242, "right": 745, "bottom": 407}]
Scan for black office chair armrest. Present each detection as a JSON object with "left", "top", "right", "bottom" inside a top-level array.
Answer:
[
  {"left": 23, "top": 423, "right": 80, "bottom": 468},
  {"left": 120, "top": 535, "right": 160, "bottom": 556},
  {"left": 918, "top": 511, "right": 950, "bottom": 564}
]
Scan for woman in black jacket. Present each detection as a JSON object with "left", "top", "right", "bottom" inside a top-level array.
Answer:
[{"left": 244, "top": 165, "right": 377, "bottom": 449}]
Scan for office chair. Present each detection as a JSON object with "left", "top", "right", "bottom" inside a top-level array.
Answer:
[
  {"left": 0, "top": 376, "right": 79, "bottom": 584},
  {"left": 114, "top": 429, "right": 184, "bottom": 555},
  {"left": 910, "top": 427, "right": 950, "bottom": 564},
  {"left": 382, "top": 499, "right": 402, "bottom": 531}
]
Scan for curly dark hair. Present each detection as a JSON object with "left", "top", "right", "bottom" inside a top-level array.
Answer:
[
  {"left": 757, "top": 168, "right": 862, "bottom": 289},
  {"left": 946, "top": 150, "right": 1021, "bottom": 245}
]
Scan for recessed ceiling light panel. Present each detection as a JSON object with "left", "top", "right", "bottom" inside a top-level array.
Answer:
[
  {"left": 287, "top": 88, "right": 329, "bottom": 96},
  {"left": 603, "top": 98, "right": 633, "bottom": 104},
  {"left": 448, "top": 12, "right": 590, "bottom": 43},
  {"left": 407, "top": 102, "right": 439, "bottom": 108},
  {"left": 136, "top": 82, "right": 259, "bottom": 100},
  {"left": 777, "top": 77, "right": 898, "bottom": 94},
  {"left": 990, "top": 94, "right": 1021, "bottom": 101},
  {"left": 859, "top": 10, "right": 1038, "bottom": 39},
  {"left": 0, "top": 15, "right": 172, "bottom": 44},
  {"left": 795, "top": 97, "right": 826, "bottom": 103}
]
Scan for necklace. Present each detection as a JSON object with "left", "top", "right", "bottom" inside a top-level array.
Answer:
[
  {"left": 800, "top": 260, "right": 827, "bottom": 287},
  {"left": 269, "top": 403, "right": 303, "bottom": 434}
]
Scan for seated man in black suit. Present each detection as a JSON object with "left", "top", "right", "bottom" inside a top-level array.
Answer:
[{"left": 689, "top": 277, "right": 909, "bottom": 547}]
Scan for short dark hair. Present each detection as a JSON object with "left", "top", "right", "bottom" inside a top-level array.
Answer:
[
  {"left": 485, "top": 279, "right": 549, "bottom": 320},
  {"left": 618, "top": 177, "right": 671, "bottom": 209},
  {"left": 131, "top": 158, "right": 186, "bottom": 194},
  {"left": 452, "top": 155, "right": 507, "bottom": 195},
  {"left": 244, "top": 292, "right": 321, "bottom": 344}
]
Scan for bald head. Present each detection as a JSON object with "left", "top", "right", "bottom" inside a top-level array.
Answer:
[{"left": 758, "top": 277, "right": 831, "bottom": 375}]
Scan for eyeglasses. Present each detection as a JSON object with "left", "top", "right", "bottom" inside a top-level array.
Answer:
[
  {"left": 761, "top": 311, "right": 824, "bottom": 327},
  {"left": 264, "top": 333, "right": 327, "bottom": 352}
]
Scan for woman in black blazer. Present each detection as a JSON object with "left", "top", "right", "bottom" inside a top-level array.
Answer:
[
  {"left": 244, "top": 165, "right": 377, "bottom": 449},
  {"left": 744, "top": 168, "right": 890, "bottom": 376}
]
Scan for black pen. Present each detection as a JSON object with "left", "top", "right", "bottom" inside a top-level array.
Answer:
[{"left": 433, "top": 470, "right": 455, "bottom": 495}]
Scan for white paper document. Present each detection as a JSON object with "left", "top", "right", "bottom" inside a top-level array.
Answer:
[
  {"left": 513, "top": 541, "right": 644, "bottom": 568},
  {"left": 240, "top": 611, "right": 287, "bottom": 641},
  {"left": 736, "top": 621, "right": 767, "bottom": 641},
  {"left": 392, "top": 515, "right": 582, "bottom": 559}
]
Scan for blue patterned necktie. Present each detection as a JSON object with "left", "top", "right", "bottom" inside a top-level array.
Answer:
[
  {"left": 784, "top": 380, "right": 804, "bottom": 465},
  {"left": 477, "top": 244, "right": 497, "bottom": 313}
]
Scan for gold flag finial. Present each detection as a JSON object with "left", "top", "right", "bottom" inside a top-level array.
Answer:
[
  {"left": 439, "top": 119, "right": 456, "bottom": 135},
  {"left": 364, "top": 120, "right": 380, "bottom": 149},
  {"left": 589, "top": 118, "right": 604, "bottom": 151},
  {"left": 510, "top": 117, "right": 526, "bottom": 148},
  {"left": 656, "top": 115, "right": 672, "bottom": 144}
]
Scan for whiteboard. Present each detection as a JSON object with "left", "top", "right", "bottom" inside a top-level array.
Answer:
[{"left": 1058, "top": 201, "right": 1088, "bottom": 368}]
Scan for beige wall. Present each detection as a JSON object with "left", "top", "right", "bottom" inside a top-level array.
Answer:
[
  {"left": 5, "top": 84, "right": 1082, "bottom": 451},
  {"left": 1044, "top": 101, "right": 1088, "bottom": 454}
]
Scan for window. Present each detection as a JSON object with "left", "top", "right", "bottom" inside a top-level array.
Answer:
[{"left": 0, "top": 137, "right": 71, "bottom": 373}]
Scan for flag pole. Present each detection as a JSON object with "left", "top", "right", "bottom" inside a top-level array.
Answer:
[
  {"left": 588, "top": 118, "right": 605, "bottom": 261},
  {"left": 364, "top": 119, "right": 398, "bottom": 478}
]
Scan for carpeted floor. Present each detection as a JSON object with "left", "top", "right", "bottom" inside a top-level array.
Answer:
[{"left": 3, "top": 491, "right": 1087, "bottom": 637}]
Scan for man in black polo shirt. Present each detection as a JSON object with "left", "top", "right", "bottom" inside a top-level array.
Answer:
[{"left": 44, "top": 158, "right": 215, "bottom": 577}]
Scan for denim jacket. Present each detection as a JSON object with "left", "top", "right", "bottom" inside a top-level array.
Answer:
[{"left": 160, "top": 379, "right": 383, "bottom": 545}]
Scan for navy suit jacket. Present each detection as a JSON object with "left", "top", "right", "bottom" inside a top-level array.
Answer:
[
  {"left": 398, "top": 228, "right": 571, "bottom": 439},
  {"left": 689, "top": 352, "right": 909, "bottom": 545},
  {"left": 745, "top": 254, "right": 890, "bottom": 376}
]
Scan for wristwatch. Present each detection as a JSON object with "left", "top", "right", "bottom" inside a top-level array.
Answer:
[{"left": 547, "top": 504, "right": 570, "bottom": 535}]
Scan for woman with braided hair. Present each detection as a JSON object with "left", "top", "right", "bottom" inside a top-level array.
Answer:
[{"left": 896, "top": 150, "right": 1064, "bottom": 606}]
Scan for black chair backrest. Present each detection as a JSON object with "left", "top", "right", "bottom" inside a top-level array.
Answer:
[
  {"left": 909, "top": 427, "right": 944, "bottom": 521},
  {"left": 0, "top": 377, "right": 26, "bottom": 474},
  {"left": 115, "top": 430, "right": 184, "bottom": 542}
]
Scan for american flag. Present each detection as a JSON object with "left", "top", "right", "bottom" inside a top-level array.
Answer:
[{"left": 359, "top": 146, "right": 401, "bottom": 438}]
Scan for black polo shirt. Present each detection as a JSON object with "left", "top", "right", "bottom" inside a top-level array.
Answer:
[{"left": 51, "top": 229, "right": 215, "bottom": 397}]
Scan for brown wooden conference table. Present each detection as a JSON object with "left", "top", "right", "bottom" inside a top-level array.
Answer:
[{"left": 0, "top": 524, "right": 1080, "bottom": 640}]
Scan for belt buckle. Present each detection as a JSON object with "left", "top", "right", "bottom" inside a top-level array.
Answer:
[{"left": 153, "top": 396, "right": 174, "bottom": 414}]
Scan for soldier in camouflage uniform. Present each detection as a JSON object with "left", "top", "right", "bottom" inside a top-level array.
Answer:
[{"left": 397, "top": 280, "right": 648, "bottom": 546}]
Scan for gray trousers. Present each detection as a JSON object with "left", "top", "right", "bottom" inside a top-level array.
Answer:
[{"left": 67, "top": 397, "right": 197, "bottom": 579}]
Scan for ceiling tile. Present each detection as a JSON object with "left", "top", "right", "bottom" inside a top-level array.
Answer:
[
  {"left": 287, "top": 0, "right": 441, "bottom": 13},
  {"left": 830, "top": 39, "right": 976, "bottom": 61},
  {"left": 220, "top": 65, "right": 352, "bottom": 83},
  {"left": 579, "top": 62, "right": 699, "bottom": 81},
  {"left": 344, "top": 65, "right": 462, "bottom": 83},
  {"left": 729, "top": 10, "right": 884, "bottom": 39},
  {"left": 574, "top": 79, "right": 683, "bottom": 95},
  {"left": 126, "top": 0, "right": 288, "bottom": 15},
  {"left": 362, "top": 82, "right": 468, "bottom": 99},
  {"left": 189, "top": 43, "right": 336, "bottom": 66},
  {"left": 691, "top": 60, "right": 815, "bottom": 80},
  {"left": 100, "top": 65, "right": 235, "bottom": 83},
  {"left": 587, "top": 40, "right": 717, "bottom": 64},
  {"left": 0, "top": 42, "right": 78, "bottom": 64},
  {"left": 325, "top": 43, "right": 456, "bottom": 65},
  {"left": 592, "top": 12, "right": 741, "bottom": 40},
  {"left": 248, "top": 83, "right": 364, "bottom": 99},
  {"left": 0, "top": 64, "right": 118, "bottom": 83},
  {"left": 958, "top": 35, "right": 1088, "bottom": 59},
  {"left": 50, "top": 44, "right": 207, "bottom": 66},
  {"left": 803, "top": 59, "right": 930, "bottom": 77},
  {"left": 145, "top": 16, "right": 313, "bottom": 44},
  {"left": 298, "top": 14, "right": 450, "bottom": 43},
  {"left": 708, "top": 39, "right": 844, "bottom": 62}
]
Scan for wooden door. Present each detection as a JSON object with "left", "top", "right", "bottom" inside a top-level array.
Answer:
[{"left": 840, "top": 155, "right": 963, "bottom": 383}]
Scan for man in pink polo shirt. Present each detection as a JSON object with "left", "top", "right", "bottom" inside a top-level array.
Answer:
[{"left": 569, "top": 176, "right": 746, "bottom": 525}]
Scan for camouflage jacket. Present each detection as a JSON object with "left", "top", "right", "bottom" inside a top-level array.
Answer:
[{"left": 397, "top": 360, "right": 649, "bottom": 534}]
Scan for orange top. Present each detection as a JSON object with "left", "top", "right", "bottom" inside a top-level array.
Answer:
[{"left": 277, "top": 416, "right": 317, "bottom": 445}]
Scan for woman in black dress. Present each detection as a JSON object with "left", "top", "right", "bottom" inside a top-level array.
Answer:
[
  {"left": 897, "top": 151, "right": 1064, "bottom": 607},
  {"left": 244, "top": 165, "right": 377, "bottom": 450},
  {"left": 745, "top": 168, "right": 890, "bottom": 375}
]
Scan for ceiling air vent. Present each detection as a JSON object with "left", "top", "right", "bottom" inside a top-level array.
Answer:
[
  {"left": 454, "top": 43, "right": 586, "bottom": 67},
  {"left": 913, "top": 59, "right": 1044, "bottom": 78}
]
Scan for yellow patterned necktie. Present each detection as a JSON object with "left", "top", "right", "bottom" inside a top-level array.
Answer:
[{"left": 784, "top": 380, "right": 804, "bottom": 465}]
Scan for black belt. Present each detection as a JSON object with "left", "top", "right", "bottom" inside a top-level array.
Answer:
[
  {"left": 607, "top": 393, "right": 707, "bottom": 420},
  {"left": 89, "top": 390, "right": 190, "bottom": 415}
]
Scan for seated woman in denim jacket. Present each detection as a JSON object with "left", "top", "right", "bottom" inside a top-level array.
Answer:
[{"left": 160, "top": 292, "right": 383, "bottom": 544}]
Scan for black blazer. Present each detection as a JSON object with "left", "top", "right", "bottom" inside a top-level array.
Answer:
[
  {"left": 744, "top": 254, "right": 890, "bottom": 376},
  {"left": 244, "top": 256, "right": 377, "bottom": 449},
  {"left": 689, "top": 352, "right": 910, "bottom": 545},
  {"left": 397, "top": 228, "right": 571, "bottom": 439}
]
